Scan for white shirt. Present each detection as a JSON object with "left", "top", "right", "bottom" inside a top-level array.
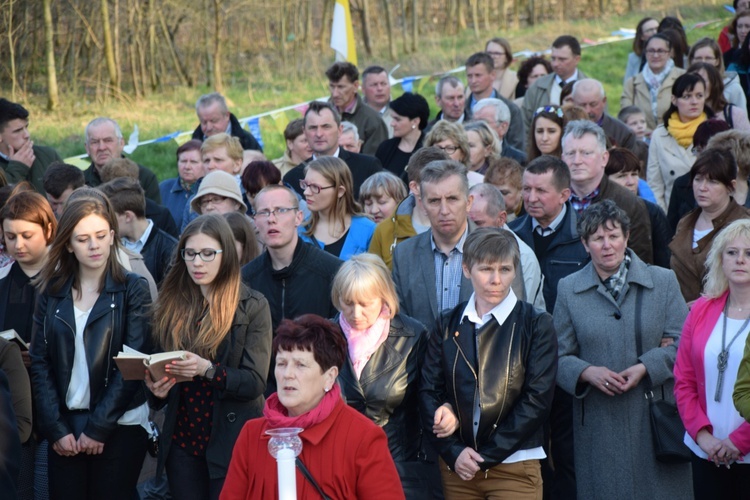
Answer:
[
  {"left": 461, "top": 289, "right": 546, "bottom": 464},
  {"left": 66, "top": 306, "right": 92, "bottom": 409},
  {"left": 122, "top": 219, "right": 154, "bottom": 255},
  {"left": 684, "top": 313, "right": 750, "bottom": 464},
  {"left": 503, "top": 224, "right": 546, "bottom": 310}
]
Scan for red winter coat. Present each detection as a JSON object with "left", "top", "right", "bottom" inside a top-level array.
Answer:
[{"left": 220, "top": 397, "right": 405, "bottom": 500}]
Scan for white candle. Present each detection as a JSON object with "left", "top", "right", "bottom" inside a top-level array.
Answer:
[{"left": 277, "top": 447, "right": 297, "bottom": 500}]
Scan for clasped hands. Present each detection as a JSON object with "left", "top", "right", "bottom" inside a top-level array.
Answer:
[
  {"left": 696, "top": 429, "right": 743, "bottom": 467},
  {"left": 53, "top": 432, "right": 104, "bottom": 457},
  {"left": 581, "top": 363, "right": 647, "bottom": 396},
  {"left": 432, "top": 404, "right": 485, "bottom": 481}
]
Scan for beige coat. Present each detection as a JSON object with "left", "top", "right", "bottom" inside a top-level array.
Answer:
[
  {"left": 620, "top": 67, "right": 685, "bottom": 131},
  {"left": 493, "top": 69, "right": 519, "bottom": 100},
  {"left": 647, "top": 124, "right": 696, "bottom": 211}
]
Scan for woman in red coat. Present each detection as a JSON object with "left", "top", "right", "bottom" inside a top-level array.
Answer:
[{"left": 220, "top": 314, "right": 404, "bottom": 500}]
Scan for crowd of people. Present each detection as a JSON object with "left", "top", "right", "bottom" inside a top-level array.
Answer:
[{"left": 8, "top": 9, "right": 750, "bottom": 500}]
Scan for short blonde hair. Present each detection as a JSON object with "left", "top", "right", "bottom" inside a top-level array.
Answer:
[
  {"left": 703, "top": 219, "right": 750, "bottom": 298},
  {"left": 331, "top": 253, "right": 399, "bottom": 318},
  {"left": 359, "top": 171, "right": 407, "bottom": 206},
  {"left": 424, "top": 121, "right": 471, "bottom": 168},
  {"left": 201, "top": 133, "right": 244, "bottom": 164}
]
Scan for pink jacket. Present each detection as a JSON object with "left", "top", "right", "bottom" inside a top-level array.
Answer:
[{"left": 674, "top": 291, "right": 750, "bottom": 454}]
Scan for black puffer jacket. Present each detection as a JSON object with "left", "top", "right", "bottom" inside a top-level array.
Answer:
[
  {"left": 155, "top": 285, "right": 272, "bottom": 479},
  {"left": 30, "top": 272, "right": 151, "bottom": 444},
  {"left": 419, "top": 299, "right": 558, "bottom": 471},
  {"left": 338, "top": 313, "right": 428, "bottom": 462}
]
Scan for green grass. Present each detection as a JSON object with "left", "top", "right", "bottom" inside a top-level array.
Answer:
[{"left": 24, "top": 4, "right": 730, "bottom": 181}]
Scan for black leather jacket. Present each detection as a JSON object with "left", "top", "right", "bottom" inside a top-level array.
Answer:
[
  {"left": 338, "top": 313, "right": 428, "bottom": 463},
  {"left": 30, "top": 272, "right": 151, "bottom": 444},
  {"left": 419, "top": 299, "right": 558, "bottom": 470}
]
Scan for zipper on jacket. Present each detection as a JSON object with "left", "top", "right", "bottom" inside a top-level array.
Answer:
[
  {"left": 452, "top": 336, "right": 479, "bottom": 450},
  {"left": 490, "top": 322, "right": 516, "bottom": 435},
  {"left": 281, "top": 278, "right": 286, "bottom": 319},
  {"left": 450, "top": 350, "right": 463, "bottom": 452},
  {"left": 104, "top": 294, "right": 115, "bottom": 388}
]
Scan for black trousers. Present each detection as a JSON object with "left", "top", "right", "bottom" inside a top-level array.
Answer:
[
  {"left": 541, "top": 387, "right": 576, "bottom": 500},
  {"left": 48, "top": 424, "right": 147, "bottom": 500},
  {"left": 165, "top": 445, "right": 224, "bottom": 500},
  {"left": 691, "top": 454, "right": 750, "bottom": 500}
]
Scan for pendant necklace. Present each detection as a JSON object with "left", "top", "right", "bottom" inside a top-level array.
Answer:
[{"left": 715, "top": 300, "right": 750, "bottom": 402}]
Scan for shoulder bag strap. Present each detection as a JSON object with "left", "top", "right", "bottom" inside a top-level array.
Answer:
[
  {"left": 633, "top": 285, "right": 653, "bottom": 391},
  {"left": 296, "top": 457, "right": 331, "bottom": 500},
  {"left": 724, "top": 104, "right": 735, "bottom": 128}
]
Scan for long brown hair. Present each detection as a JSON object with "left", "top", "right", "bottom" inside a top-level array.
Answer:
[
  {"left": 303, "top": 156, "right": 362, "bottom": 238},
  {"left": 35, "top": 195, "right": 125, "bottom": 296},
  {"left": 152, "top": 214, "right": 240, "bottom": 358}
]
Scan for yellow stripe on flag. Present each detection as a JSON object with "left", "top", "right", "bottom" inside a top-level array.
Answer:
[{"left": 330, "top": 0, "right": 357, "bottom": 66}]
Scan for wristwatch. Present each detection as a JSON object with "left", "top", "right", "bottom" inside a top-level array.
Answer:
[{"left": 204, "top": 363, "right": 217, "bottom": 381}]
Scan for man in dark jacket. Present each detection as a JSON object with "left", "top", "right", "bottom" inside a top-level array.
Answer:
[
  {"left": 83, "top": 117, "right": 162, "bottom": 203},
  {"left": 326, "top": 62, "right": 388, "bottom": 155},
  {"left": 472, "top": 98, "right": 527, "bottom": 165},
  {"left": 191, "top": 92, "right": 262, "bottom": 152},
  {"left": 508, "top": 155, "right": 589, "bottom": 500},
  {"left": 282, "top": 101, "right": 383, "bottom": 199},
  {"left": 242, "top": 185, "right": 342, "bottom": 390},
  {"left": 243, "top": 185, "right": 342, "bottom": 330},
  {"left": 0, "top": 98, "right": 63, "bottom": 195},
  {"left": 563, "top": 120, "right": 653, "bottom": 263},
  {"left": 99, "top": 177, "right": 177, "bottom": 286}
]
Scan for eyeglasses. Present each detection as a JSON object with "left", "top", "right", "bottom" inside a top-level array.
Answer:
[
  {"left": 199, "top": 195, "right": 228, "bottom": 207},
  {"left": 300, "top": 180, "right": 335, "bottom": 194},
  {"left": 253, "top": 207, "right": 298, "bottom": 219},
  {"left": 181, "top": 248, "right": 223, "bottom": 262},
  {"left": 487, "top": 51, "right": 506, "bottom": 58},
  {"left": 436, "top": 145, "right": 459, "bottom": 154},
  {"left": 534, "top": 106, "right": 564, "bottom": 118},
  {"left": 645, "top": 49, "right": 670, "bottom": 56},
  {"left": 562, "top": 149, "right": 597, "bottom": 159},
  {"left": 692, "top": 56, "right": 717, "bottom": 63}
]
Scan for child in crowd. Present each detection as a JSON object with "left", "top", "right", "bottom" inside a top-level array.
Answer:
[{"left": 619, "top": 106, "right": 652, "bottom": 144}]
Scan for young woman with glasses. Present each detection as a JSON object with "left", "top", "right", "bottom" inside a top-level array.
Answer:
[
  {"left": 145, "top": 214, "right": 272, "bottom": 500},
  {"left": 622, "top": 33, "right": 687, "bottom": 132},
  {"left": 299, "top": 156, "right": 376, "bottom": 260}
]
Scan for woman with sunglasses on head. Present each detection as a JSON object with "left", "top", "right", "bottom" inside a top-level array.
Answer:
[
  {"left": 648, "top": 73, "right": 713, "bottom": 211},
  {"left": 145, "top": 214, "right": 272, "bottom": 500},
  {"left": 622, "top": 33, "right": 687, "bottom": 133},
  {"left": 527, "top": 105, "right": 564, "bottom": 163},
  {"left": 30, "top": 195, "right": 151, "bottom": 500},
  {"left": 299, "top": 156, "right": 376, "bottom": 260}
]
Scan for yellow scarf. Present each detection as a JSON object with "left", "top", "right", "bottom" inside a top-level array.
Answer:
[{"left": 668, "top": 111, "right": 707, "bottom": 148}]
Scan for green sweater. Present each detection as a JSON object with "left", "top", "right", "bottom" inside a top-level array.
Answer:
[{"left": 0, "top": 144, "right": 62, "bottom": 194}]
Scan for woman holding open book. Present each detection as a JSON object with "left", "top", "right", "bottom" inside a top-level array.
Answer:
[
  {"left": 145, "top": 214, "right": 272, "bottom": 500},
  {"left": 30, "top": 195, "right": 152, "bottom": 500}
]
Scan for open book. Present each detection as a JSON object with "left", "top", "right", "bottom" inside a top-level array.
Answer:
[
  {"left": 114, "top": 345, "right": 192, "bottom": 383},
  {"left": 0, "top": 329, "right": 29, "bottom": 351}
]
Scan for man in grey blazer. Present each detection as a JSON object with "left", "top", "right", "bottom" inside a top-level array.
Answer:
[
  {"left": 522, "top": 35, "right": 587, "bottom": 129},
  {"left": 392, "top": 160, "right": 475, "bottom": 329}
]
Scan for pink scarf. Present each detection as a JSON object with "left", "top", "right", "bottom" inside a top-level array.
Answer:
[
  {"left": 263, "top": 383, "right": 341, "bottom": 430},
  {"left": 339, "top": 306, "right": 391, "bottom": 379}
]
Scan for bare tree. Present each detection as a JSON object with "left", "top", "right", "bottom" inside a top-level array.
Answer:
[
  {"left": 101, "top": 0, "right": 119, "bottom": 95},
  {"left": 43, "top": 0, "right": 58, "bottom": 109}
]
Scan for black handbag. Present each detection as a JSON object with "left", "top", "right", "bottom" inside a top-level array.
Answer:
[{"left": 634, "top": 287, "right": 691, "bottom": 464}]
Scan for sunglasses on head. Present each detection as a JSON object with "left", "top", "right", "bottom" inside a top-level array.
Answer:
[{"left": 534, "top": 106, "right": 564, "bottom": 118}]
